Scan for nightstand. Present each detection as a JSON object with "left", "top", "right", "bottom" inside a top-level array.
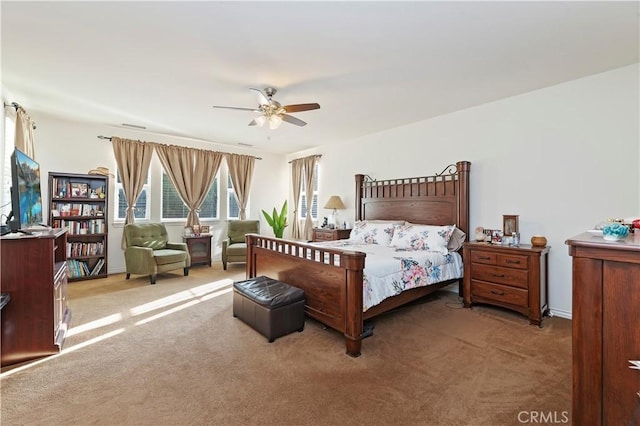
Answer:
[
  {"left": 312, "top": 228, "right": 352, "bottom": 242},
  {"left": 462, "top": 242, "right": 550, "bottom": 326},
  {"left": 183, "top": 234, "right": 212, "bottom": 267}
]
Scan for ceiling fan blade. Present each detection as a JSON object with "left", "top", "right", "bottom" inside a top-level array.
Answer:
[
  {"left": 282, "top": 103, "right": 320, "bottom": 113},
  {"left": 212, "top": 105, "right": 258, "bottom": 112},
  {"left": 248, "top": 119, "right": 258, "bottom": 126},
  {"left": 281, "top": 114, "right": 307, "bottom": 127},
  {"left": 249, "top": 88, "right": 270, "bottom": 105}
]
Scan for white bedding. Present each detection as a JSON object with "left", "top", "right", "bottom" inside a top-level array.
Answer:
[{"left": 310, "top": 240, "right": 463, "bottom": 312}]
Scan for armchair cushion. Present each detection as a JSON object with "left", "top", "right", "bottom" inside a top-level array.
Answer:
[{"left": 228, "top": 220, "right": 260, "bottom": 243}]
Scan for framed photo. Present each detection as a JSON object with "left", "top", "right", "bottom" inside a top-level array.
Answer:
[
  {"left": 191, "top": 224, "right": 201, "bottom": 236},
  {"left": 200, "top": 225, "right": 210, "bottom": 234},
  {"left": 70, "top": 182, "right": 89, "bottom": 198},
  {"left": 503, "top": 215, "right": 519, "bottom": 236},
  {"left": 491, "top": 230, "right": 503, "bottom": 244}
]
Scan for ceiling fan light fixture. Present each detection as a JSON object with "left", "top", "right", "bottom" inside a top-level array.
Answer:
[
  {"left": 254, "top": 115, "right": 267, "bottom": 127},
  {"left": 269, "top": 115, "right": 283, "bottom": 130}
]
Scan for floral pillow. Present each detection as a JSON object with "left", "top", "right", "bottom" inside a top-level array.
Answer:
[
  {"left": 389, "top": 224, "right": 455, "bottom": 254},
  {"left": 348, "top": 221, "right": 398, "bottom": 245}
]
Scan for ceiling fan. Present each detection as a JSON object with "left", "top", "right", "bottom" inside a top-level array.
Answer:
[{"left": 213, "top": 87, "right": 320, "bottom": 129}]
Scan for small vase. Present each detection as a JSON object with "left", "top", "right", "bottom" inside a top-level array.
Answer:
[{"left": 531, "top": 235, "right": 547, "bottom": 248}]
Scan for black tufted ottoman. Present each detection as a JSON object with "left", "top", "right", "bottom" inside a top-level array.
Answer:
[{"left": 233, "top": 276, "right": 305, "bottom": 342}]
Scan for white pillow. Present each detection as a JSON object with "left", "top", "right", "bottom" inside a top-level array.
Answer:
[
  {"left": 349, "top": 221, "right": 397, "bottom": 245},
  {"left": 389, "top": 224, "right": 455, "bottom": 254}
]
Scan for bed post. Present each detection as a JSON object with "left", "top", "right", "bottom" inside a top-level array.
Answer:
[
  {"left": 456, "top": 161, "right": 471, "bottom": 297},
  {"left": 456, "top": 161, "right": 471, "bottom": 238},
  {"left": 246, "top": 233, "right": 256, "bottom": 279},
  {"left": 355, "top": 174, "right": 365, "bottom": 222},
  {"left": 344, "top": 253, "right": 366, "bottom": 358}
]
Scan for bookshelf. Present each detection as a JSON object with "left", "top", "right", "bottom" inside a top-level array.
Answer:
[{"left": 48, "top": 172, "right": 109, "bottom": 281}]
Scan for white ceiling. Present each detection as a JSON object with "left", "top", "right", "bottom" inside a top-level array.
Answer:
[{"left": 2, "top": 1, "right": 638, "bottom": 154}]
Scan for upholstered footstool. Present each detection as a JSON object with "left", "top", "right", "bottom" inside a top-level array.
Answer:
[{"left": 233, "top": 276, "right": 305, "bottom": 342}]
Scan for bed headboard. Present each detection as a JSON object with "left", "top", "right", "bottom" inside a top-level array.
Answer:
[{"left": 355, "top": 161, "right": 470, "bottom": 238}]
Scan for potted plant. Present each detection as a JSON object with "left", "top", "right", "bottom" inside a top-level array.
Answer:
[{"left": 261, "top": 200, "right": 288, "bottom": 238}]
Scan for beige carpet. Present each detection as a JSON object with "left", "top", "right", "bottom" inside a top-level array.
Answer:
[{"left": 1, "top": 264, "right": 572, "bottom": 425}]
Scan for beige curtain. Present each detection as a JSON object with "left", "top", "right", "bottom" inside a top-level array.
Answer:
[
  {"left": 112, "top": 137, "right": 154, "bottom": 248},
  {"left": 226, "top": 154, "right": 256, "bottom": 220},
  {"left": 302, "top": 156, "right": 319, "bottom": 241},
  {"left": 290, "top": 158, "right": 304, "bottom": 240},
  {"left": 154, "top": 144, "right": 222, "bottom": 227},
  {"left": 15, "top": 107, "right": 36, "bottom": 159}
]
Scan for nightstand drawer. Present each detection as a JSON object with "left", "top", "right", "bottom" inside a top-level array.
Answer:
[
  {"left": 497, "top": 254, "right": 528, "bottom": 270},
  {"left": 471, "top": 280, "right": 528, "bottom": 307},
  {"left": 470, "top": 251, "right": 497, "bottom": 265},
  {"left": 471, "top": 264, "right": 528, "bottom": 289},
  {"left": 312, "top": 228, "right": 352, "bottom": 242},
  {"left": 314, "top": 231, "right": 335, "bottom": 241}
]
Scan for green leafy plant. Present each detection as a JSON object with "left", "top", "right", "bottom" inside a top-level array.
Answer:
[{"left": 261, "top": 200, "right": 288, "bottom": 238}]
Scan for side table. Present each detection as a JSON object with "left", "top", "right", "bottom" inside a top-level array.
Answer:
[{"left": 184, "top": 234, "right": 212, "bottom": 267}]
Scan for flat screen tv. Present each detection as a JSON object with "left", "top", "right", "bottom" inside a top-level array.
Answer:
[{"left": 9, "top": 147, "right": 44, "bottom": 232}]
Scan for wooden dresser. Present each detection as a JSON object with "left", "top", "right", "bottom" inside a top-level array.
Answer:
[
  {"left": 566, "top": 232, "right": 640, "bottom": 426},
  {"left": 1, "top": 229, "right": 71, "bottom": 367},
  {"left": 312, "top": 228, "right": 352, "bottom": 242},
  {"left": 462, "top": 242, "right": 549, "bottom": 326}
]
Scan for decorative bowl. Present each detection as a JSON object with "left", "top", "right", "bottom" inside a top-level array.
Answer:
[
  {"left": 530, "top": 235, "right": 547, "bottom": 248},
  {"left": 601, "top": 223, "right": 629, "bottom": 241}
]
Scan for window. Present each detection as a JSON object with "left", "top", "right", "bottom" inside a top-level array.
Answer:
[
  {"left": 227, "top": 175, "right": 240, "bottom": 219},
  {"left": 115, "top": 171, "right": 150, "bottom": 221},
  {"left": 299, "top": 163, "right": 318, "bottom": 220},
  {"left": 161, "top": 172, "right": 218, "bottom": 220}
]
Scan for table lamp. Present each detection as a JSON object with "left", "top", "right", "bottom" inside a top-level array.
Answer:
[{"left": 323, "top": 195, "right": 345, "bottom": 228}]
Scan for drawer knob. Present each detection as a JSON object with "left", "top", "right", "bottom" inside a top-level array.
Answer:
[
  {"left": 506, "top": 259, "right": 520, "bottom": 264},
  {"left": 477, "top": 256, "right": 491, "bottom": 260},
  {"left": 490, "top": 289, "right": 505, "bottom": 296},
  {"left": 492, "top": 274, "right": 505, "bottom": 278}
]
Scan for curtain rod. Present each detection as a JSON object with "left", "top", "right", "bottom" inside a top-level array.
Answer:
[
  {"left": 97, "top": 135, "right": 262, "bottom": 160},
  {"left": 4, "top": 102, "right": 21, "bottom": 110},
  {"left": 288, "top": 154, "right": 322, "bottom": 164},
  {"left": 4, "top": 102, "right": 37, "bottom": 129}
]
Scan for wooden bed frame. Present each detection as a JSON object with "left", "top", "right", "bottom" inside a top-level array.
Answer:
[{"left": 246, "top": 161, "right": 470, "bottom": 357}]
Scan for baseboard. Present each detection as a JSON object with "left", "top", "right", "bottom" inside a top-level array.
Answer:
[{"left": 548, "top": 308, "right": 572, "bottom": 320}]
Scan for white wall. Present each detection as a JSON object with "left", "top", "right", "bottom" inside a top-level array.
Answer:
[
  {"left": 288, "top": 64, "right": 640, "bottom": 318},
  {"left": 26, "top": 115, "right": 288, "bottom": 273}
]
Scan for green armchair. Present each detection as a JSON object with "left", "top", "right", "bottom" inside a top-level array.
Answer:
[
  {"left": 222, "top": 220, "right": 260, "bottom": 270},
  {"left": 123, "top": 223, "right": 191, "bottom": 285}
]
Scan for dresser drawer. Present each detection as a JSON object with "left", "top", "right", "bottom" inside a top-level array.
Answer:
[
  {"left": 471, "top": 264, "right": 528, "bottom": 289},
  {"left": 497, "top": 253, "right": 528, "bottom": 270},
  {"left": 471, "top": 280, "right": 528, "bottom": 307}
]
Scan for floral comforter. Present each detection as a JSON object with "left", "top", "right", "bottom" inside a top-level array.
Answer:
[{"left": 310, "top": 240, "right": 463, "bottom": 312}]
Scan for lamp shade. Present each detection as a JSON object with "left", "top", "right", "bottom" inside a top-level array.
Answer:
[{"left": 324, "top": 195, "right": 345, "bottom": 210}]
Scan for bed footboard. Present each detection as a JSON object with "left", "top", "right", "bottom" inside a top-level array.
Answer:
[{"left": 245, "top": 234, "right": 366, "bottom": 357}]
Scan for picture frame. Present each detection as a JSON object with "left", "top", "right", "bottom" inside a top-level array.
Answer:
[
  {"left": 200, "top": 225, "right": 210, "bottom": 234},
  {"left": 183, "top": 226, "right": 193, "bottom": 237},
  {"left": 491, "top": 229, "right": 503, "bottom": 244},
  {"left": 503, "top": 215, "right": 519, "bottom": 236},
  {"left": 191, "top": 224, "right": 201, "bottom": 236},
  {"left": 70, "top": 182, "right": 89, "bottom": 198}
]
